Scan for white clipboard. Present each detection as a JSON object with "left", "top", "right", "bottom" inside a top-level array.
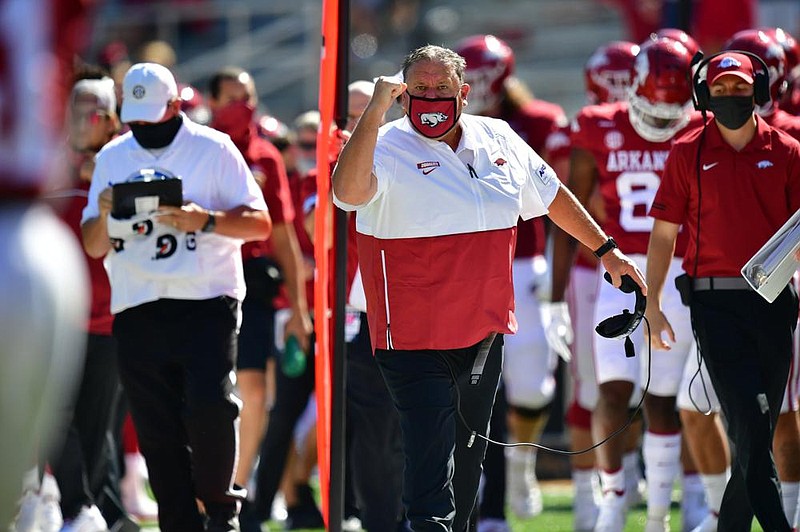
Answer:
[{"left": 741, "top": 207, "right": 800, "bottom": 303}]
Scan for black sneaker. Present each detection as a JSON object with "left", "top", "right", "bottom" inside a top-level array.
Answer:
[
  {"left": 284, "top": 507, "right": 325, "bottom": 530},
  {"left": 284, "top": 484, "right": 324, "bottom": 530},
  {"left": 205, "top": 503, "right": 241, "bottom": 532},
  {"left": 238, "top": 500, "right": 266, "bottom": 532}
]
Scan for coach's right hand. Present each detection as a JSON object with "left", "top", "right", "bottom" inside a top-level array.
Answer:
[{"left": 370, "top": 75, "right": 406, "bottom": 116}]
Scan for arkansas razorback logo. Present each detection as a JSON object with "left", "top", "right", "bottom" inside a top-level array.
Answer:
[
  {"left": 420, "top": 112, "right": 448, "bottom": 126},
  {"left": 494, "top": 158, "right": 507, "bottom": 166}
]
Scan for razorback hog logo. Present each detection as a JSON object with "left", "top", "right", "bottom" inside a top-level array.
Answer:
[{"left": 420, "top": 112, "right": 448, "bottom": 127}]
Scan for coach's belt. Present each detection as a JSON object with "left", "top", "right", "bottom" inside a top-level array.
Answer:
[{"left": 692, "top": 277, "right": 752, "bottom": 291}]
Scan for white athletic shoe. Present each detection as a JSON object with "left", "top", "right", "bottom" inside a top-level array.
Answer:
[
  {"left": 506, "top": 449, "right": 543, "bottom": 518},
  {"left": 37, "top": 474, "right": 62, "bottom": 532},
  {"left": 476, "top": 517, "right": 511, "bottom": 532},
  {"left": 270, "top": 492, "right": 287, "bottom": 522},
  {"left": 60, "top": 505, "right": 108, "bottom": 532},
  {"left": 10, "top": 490, "right": 41, "bottom": 532},
  {"left": 689, "top": 513, "right": 718, "bottom": 532},
  {"left": 341, "top": 515, "right": 362, "bottom": 532},
  {"left": 594, "top": 491, "right": 626, "bottom": 532},
  {"left": 681, "top": 486, "right": 708, "bottom": 531},
  {"left": 120, "top": 454, "right": 158, "bottom": 522},
  {"left": 643, "top": 515, "right": 670, "bottom": 532},
  {"left": 624, "top": 477, "right": 645, "bottom": 510},
  {"left": 573, "top": 493, "right": 599, "bottom": 532}
]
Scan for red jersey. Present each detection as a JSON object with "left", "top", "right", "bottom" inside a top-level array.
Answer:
[
  {"left": 651, "top": 116, "right": 800, "bottom": 277},
  {"left": 545, "top": 123, "right": 572, "bottom": 167},
  {"left": 783, "top": 87, "right": 800, "bottom": 117},
  {"left": 0, "top": 0, "right": 93, "bottom": 197},
  {"left": 503, "top": 99, "right": 567, "bottom": 258},
  {"left": 571, "top": 101, "right": 696, "bottom": 256},
  {"left": 297, "top": 168, "right": 360, "bottom": 310},
  {"left": 50, "top": 163, "right": 113, "bottom": 335},
  {"left": 240, "top": 134, "right": 294, "bottom": 261},
  {"left": 271, "top": 169, "right": 317, "bottom": 311},
  {"left": 545, "top": 122, "right": 595, "bottom": 269},
  {"left": 766, "top": 109, "right": 800, "bottom": 142}
]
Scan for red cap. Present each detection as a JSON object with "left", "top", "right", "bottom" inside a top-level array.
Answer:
[{"left": 706, "top": 52, "right": 755, "bottom": 85}]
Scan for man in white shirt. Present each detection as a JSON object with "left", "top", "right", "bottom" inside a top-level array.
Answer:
[
  {"left": 332, "top": 44, "right": 646, "bottom": 531},
  {"left": 81, "top": 62, "right": 271, "bottom": 532}
]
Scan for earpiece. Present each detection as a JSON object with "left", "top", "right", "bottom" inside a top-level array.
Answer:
[
  {"left": 595, "top": 273, "right": 647, "bottom": 347},
  {"left": 692, "top": 49, "right": 771, "bottom": 111}
]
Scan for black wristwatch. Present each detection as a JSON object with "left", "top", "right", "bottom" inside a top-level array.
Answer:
[
  {"left": 201, "top": 211, "right": 217, "bottom": 233},
  {"left": 593, "top": 237, "right": 618, "bottom": 258}
]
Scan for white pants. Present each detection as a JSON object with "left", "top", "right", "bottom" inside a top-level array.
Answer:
[
  {"left": 593, "top": 255, "right": 692, "bottom": 398},
  {"left": 567, "top": 264, "right": 600, "bottom": 411},
  {"left": 504, "top": 256, "right": 556, "bottom": 409}
]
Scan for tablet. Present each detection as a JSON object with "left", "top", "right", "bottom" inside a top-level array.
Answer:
[{"left": 111, "top": 169, "right": 182, "bottom": 219}]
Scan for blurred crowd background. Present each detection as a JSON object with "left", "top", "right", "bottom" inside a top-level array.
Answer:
[{"left": 85, "top": 0, "right": 800, "bottom": 127}]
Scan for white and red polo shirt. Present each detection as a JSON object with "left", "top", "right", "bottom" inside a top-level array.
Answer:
[{"left": 334, "top": 114, "right": 560, "bottom": 351}]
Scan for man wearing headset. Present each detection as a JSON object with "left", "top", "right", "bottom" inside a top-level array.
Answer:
[
  {"left": 332, "top": 44, "right": 646, "bottom": 531},
  {"left": 647, "top": 51, "right": 800, "bottom": 532},
  {"left": 551, "top": 37, "right": 706, "bottom": 531}
]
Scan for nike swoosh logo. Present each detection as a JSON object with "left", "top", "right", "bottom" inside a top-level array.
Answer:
[
  {"left": 702, "top": 162, "right": 719, "bottom": 171},
  {"left": 422, "top": 168, "right": 436, "bottom": 175}
]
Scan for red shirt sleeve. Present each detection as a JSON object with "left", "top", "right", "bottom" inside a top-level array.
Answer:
[
  {"left": 650, "top": 142, "right": 692, "bottom": 225},
  {"left": 253, "top": 140, "right": 294, "bottom": 225}
]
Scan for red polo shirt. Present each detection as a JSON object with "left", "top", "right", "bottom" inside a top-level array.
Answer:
[
  {"left": 650, "top": 116, "right": 800, "bottom": 277},
  {"left": 240, "top": 133, "right": 294, "bottom": 261},
  {"left": 504, "top": 99, "right": 567, "bottom": 259}
]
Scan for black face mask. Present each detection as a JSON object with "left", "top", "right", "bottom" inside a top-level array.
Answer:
[
  {"left": 129, "top": 115, "right": 183, "bottom": 149},
  {"left": 708, "top": 95, "right": 754, "bottom": 130}
]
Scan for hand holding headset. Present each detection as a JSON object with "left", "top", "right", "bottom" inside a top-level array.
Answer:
[{"left": 595, "top": 272, "right": 647, "bottom": 358}]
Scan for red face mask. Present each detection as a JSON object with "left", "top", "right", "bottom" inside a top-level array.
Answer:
[
  {"left": 210, "top": 100, "right": 255, "bottom": 146},
  {"left": 407, "top": 95, "right": 459, "bottom": 139}
]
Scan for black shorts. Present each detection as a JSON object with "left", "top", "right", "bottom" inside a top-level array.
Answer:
[{"left": 236, "top": 297, "right": 276, "bottom": 371}]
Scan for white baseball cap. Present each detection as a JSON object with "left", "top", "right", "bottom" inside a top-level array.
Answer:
[
  {"left": 71, "top": 77, "right": 117, "bottom": 115},
  {"left": 120, "top": 62, "right": 178, "bottom": 123}
]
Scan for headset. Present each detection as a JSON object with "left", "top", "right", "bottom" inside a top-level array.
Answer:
[
  {"left": 691, "top": 49, "right": 771, "bottom": 113},
  {"left": 449, "top": 272, "right": 652, "bottom": 456},
  {"left": 595, "top": 272, "right": 646, "bottom": 347},
  {"left": 596, "top": 272, "right": 647, "bottom": 359}
]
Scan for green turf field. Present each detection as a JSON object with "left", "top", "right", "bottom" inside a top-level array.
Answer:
[
  {"left": 256, "top": 479, "right": 767, "bottom": 531},
  {"left": 138, "top": 478, "right": 768, "bottom": 531}
]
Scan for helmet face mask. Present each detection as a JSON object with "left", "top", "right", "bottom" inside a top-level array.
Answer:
[
  {"left": 628, "top": 93, "right": 692, "bottom": 142},
  {"left": 628, "top": 37, "right": 693, "bottom": 143},
  {"left": 584, "top": 41, "right": 640, "bottom": 104},
  {"left": 455, "top": 34, "right": 514, "bottom": 115},
  {"left": 463, "top": 61, "right": 509, "bottom": 114}
]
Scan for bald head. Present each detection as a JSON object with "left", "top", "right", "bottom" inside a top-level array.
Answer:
[{"left": 347, "top": 80, "right": 376, "bottom": 131}]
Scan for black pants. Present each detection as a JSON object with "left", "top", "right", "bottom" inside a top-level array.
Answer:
[
  {"left": 251, "top": 331, "right": 316, "bottom": 520},
  {"left": 375, "top": 335, "right": 503, "bottom": 532},
  {"left": 691, "top": 285, "right": 798, "bottom": 532},
  {"left": 50, "top": 334, "right": 126, "bottom": 524},
  {"left": 478, "top": 379, "right": 507, "bottom": 520},
  {"left": 114, "top": 297, "right": 241, "bottom": 532},
  {"left": 346, "top": 312, "right": 405, "bottom": 530}
]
